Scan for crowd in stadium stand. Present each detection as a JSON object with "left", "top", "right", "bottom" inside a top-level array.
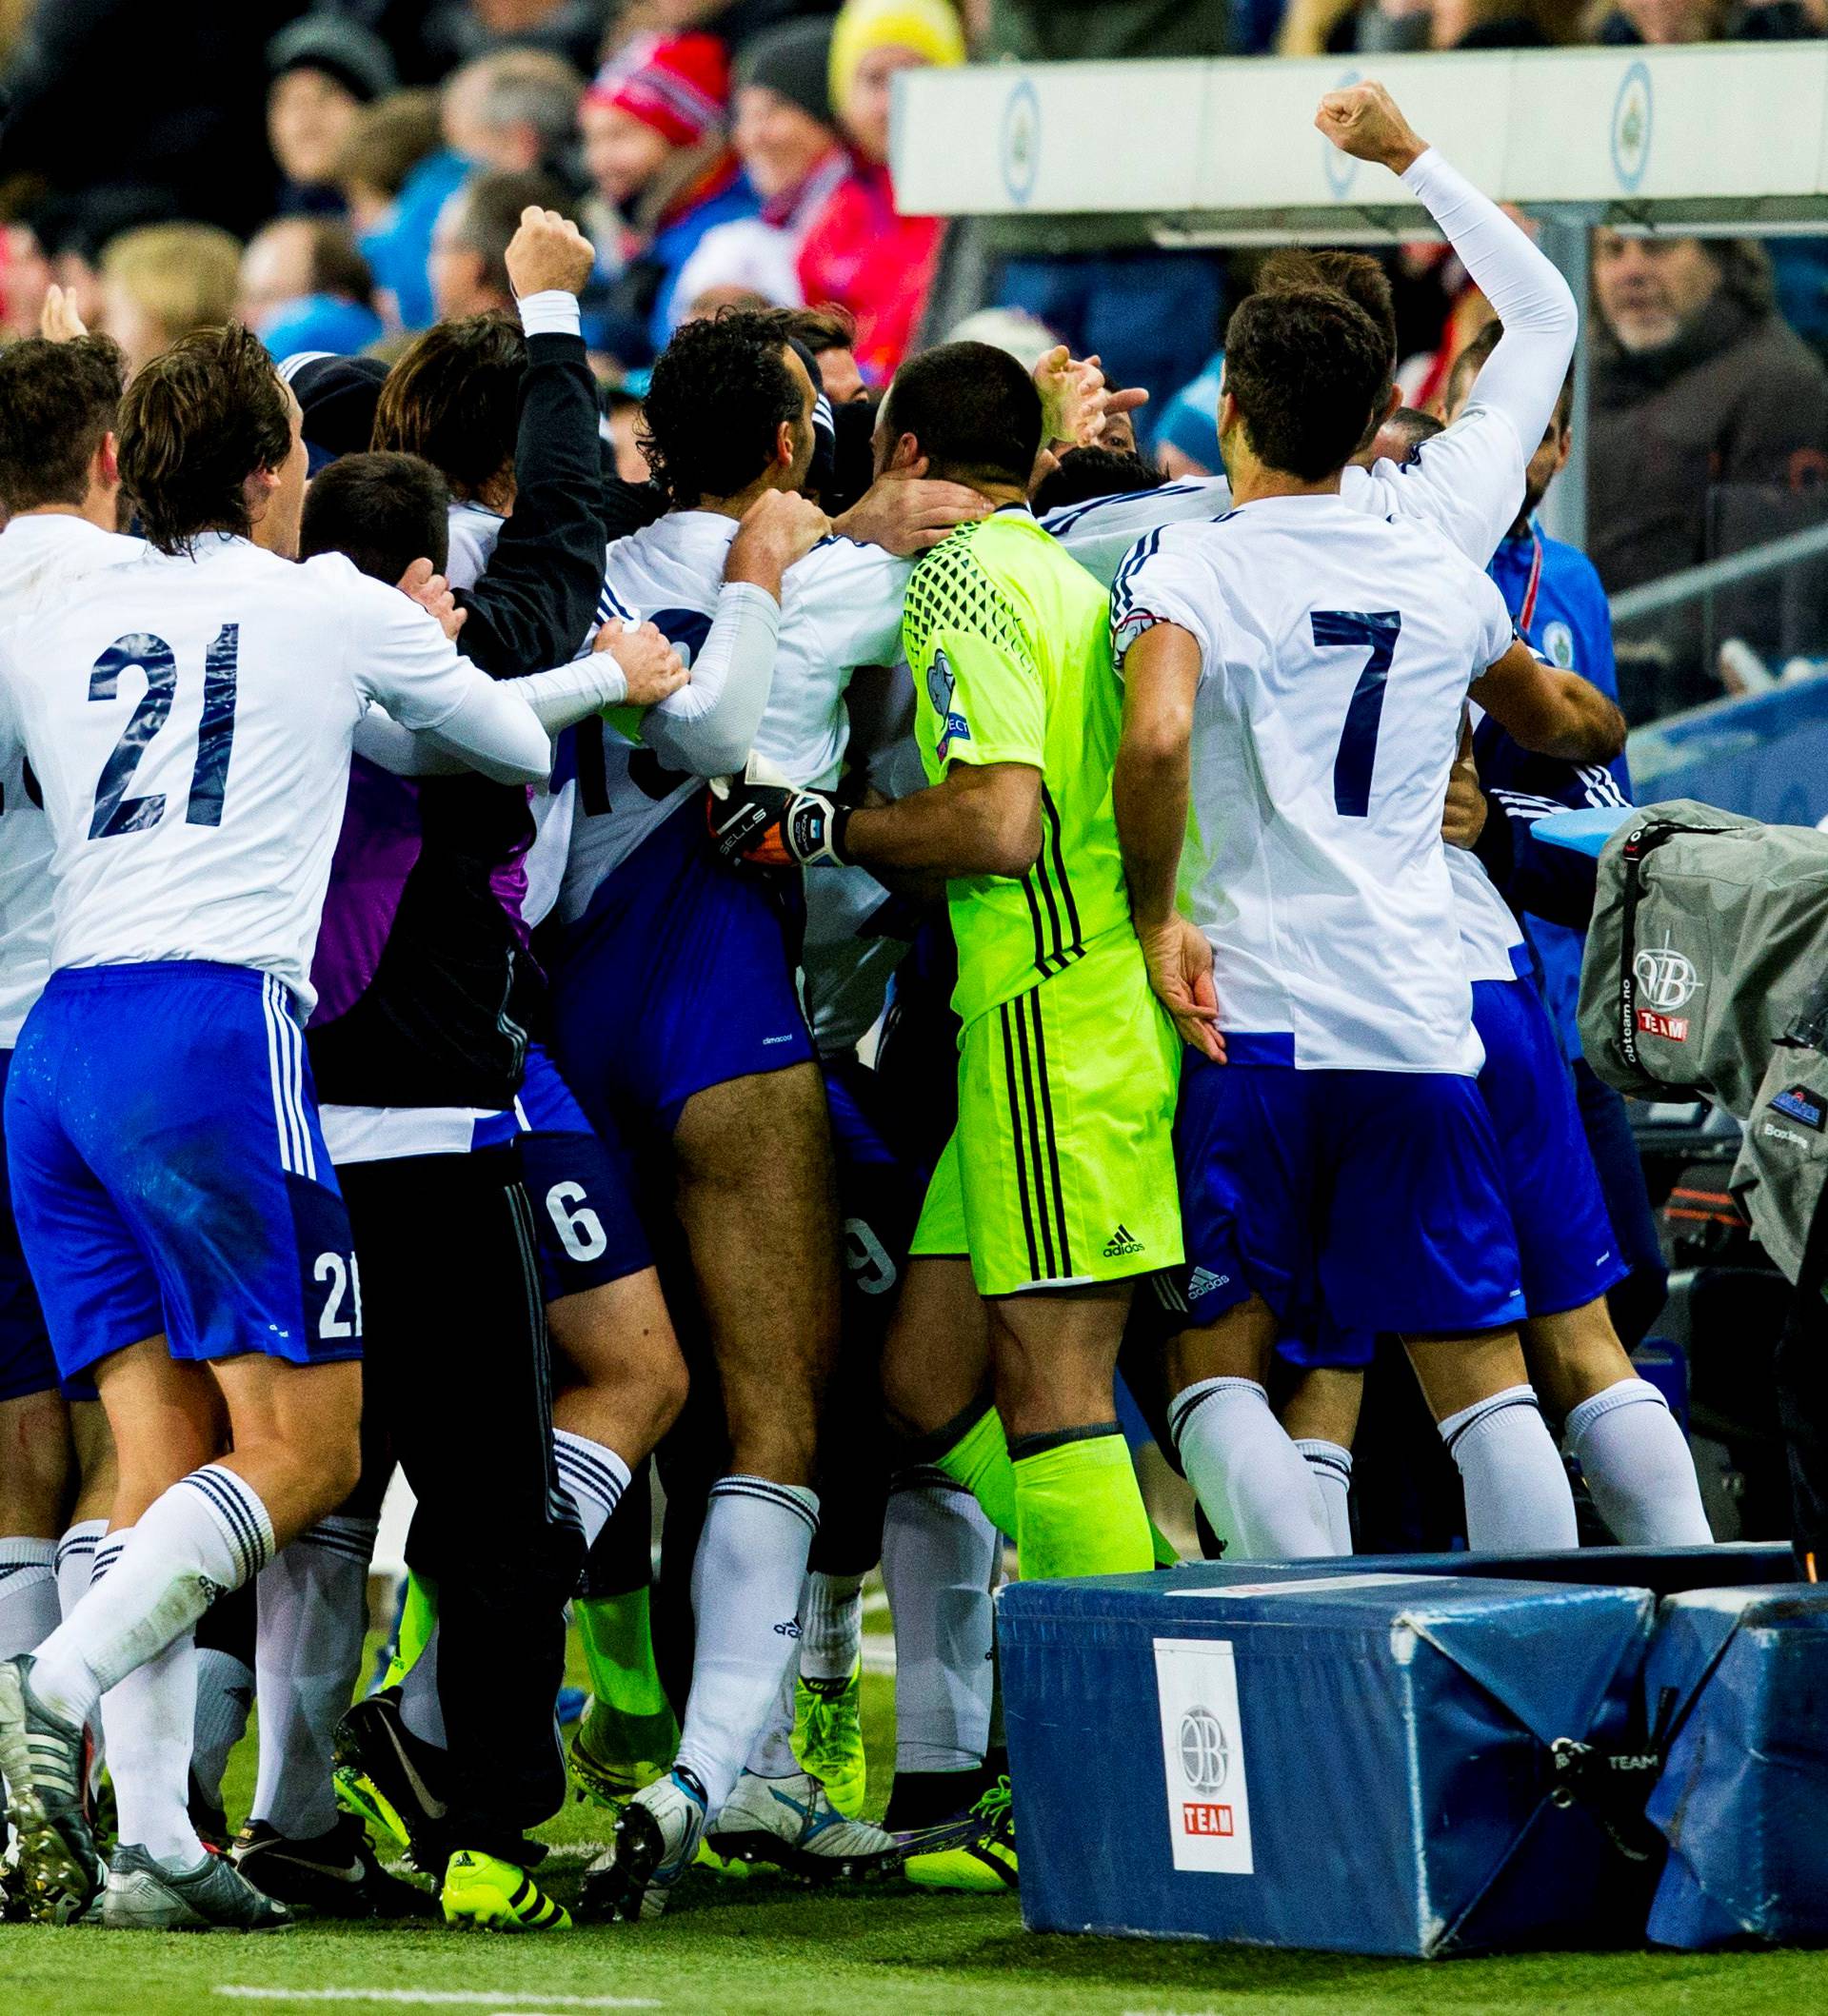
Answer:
[{"left": 1, "top": 0, "right": 1827, "bottom": 719}]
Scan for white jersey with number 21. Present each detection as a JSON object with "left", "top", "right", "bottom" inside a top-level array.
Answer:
[{"left": 0, "top": 534, "right": 528, "bottom": 1014}]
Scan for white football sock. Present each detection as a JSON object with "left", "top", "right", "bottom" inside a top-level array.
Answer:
[
  {"left": 882, "top": 1473, "right": 998, "bottom": 1774},
  {"left": 102, "top": 1619, "right": 204, "bottom": 1865},
  {"left": 799, "top": 1570, "right": 864, "bottom": 1688},
  {"left": 1439, "top": 1383, "right": 1579, "bottom": 1552},
  {"left": 1563, "top": 1377, "right": 1712, "bottom": 1546},
  {"left": 674, "top": 1475, "right": 818, "bottom": 1815},
  {"left": 553, "top": 1430, "right": 631, "bottom": 1553},
  {"left": 0, "top": 1538, "right": 59, "bottom": 1661},
  {"left": 743, "top": 1644, "right": 802, "bottom": 1779},
  {"left": 252, "top": 1515, "right": 377, "bottom": 1841},
  {"left": 399, "top": 1621, "right": 446, "bottom": 1749},
  {"left": 1169, "top": 1378, "right": 1334, "bottom": 1559},
  {"left": 190, "top": 1648, "right": 254, "bottom": 1812},
  {"left": 28, "top": 1465, "right": 274, "bottom": 1729},
  {"left": 1292, "top": 1440, "right": 1355, "bottom": 1555},
  {"left": 54, "top": 1519, "right": 106, "bottom": 1620}
]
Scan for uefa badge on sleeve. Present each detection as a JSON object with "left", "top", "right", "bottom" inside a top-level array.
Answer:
[{"left": 927, "top": 646, "right": 971, "bottom": 761}]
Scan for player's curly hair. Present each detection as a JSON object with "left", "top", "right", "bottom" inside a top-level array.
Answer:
[
  {"left": 0, "top": 334, "right": 127, "bottom": 516},
  {"left": 1222, "top": 285, "right": 1391, "bottom": 484},
  {"left": 372, "top": 313, "right": 527, "bottom": 503},
  {"left": 639, "top": 309, "right": 803, "bottom": 509},
  {"left": 119, "top": 323, "right": 293, "bottom": 556}
]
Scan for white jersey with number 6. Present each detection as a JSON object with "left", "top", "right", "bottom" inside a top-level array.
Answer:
[
  {"left": 1112, "top": 495, "right": 1515, "bottom": 1075},
  {"left": 0, "top": 533, "right": 541, "bottom": 1014}
]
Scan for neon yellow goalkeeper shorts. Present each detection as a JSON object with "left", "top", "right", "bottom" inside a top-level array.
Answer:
[{"left": 911, "top": 931, "right": 1183, "bottom": 1297}]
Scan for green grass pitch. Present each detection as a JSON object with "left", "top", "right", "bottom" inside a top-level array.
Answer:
[{"left": 1, "top": 1652, "right": 1814, "bottom": 2014}]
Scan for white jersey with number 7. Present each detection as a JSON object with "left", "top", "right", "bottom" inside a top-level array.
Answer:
[{"left": 1111, "top": 495, "right": 1516, "bottom": 1076}]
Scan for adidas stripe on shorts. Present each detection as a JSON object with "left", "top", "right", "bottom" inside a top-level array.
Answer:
[
  {"left": 910, "top": 931, "right": 1183, "bottom": 1296},
  {"left": 6, "top": 961, "right": 361, "bottom": 1379}
]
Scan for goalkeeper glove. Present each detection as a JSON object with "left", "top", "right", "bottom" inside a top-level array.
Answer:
[{"left": 706, "top": 776, "right": 851, "bottom": 868}]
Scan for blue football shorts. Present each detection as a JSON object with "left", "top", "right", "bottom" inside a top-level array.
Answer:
[
  {"left": 1174, "top": 1053, "right": 1527, "bottom": 1342},
  {"left": 548, "top": 798, "right": 814, "bottom": 1145},
  {"left": 0, "top": 1048, "right": 93, "bottom": 1403},
  {"left": 1272, "top": 977, "right": 1627, "bottom": 1372},
  {"left": 516, "top": 1040, "right": 652, "bottom": 1302},
  {"left": 6, "top": 963, "right": 362, "bottom": 1383}
]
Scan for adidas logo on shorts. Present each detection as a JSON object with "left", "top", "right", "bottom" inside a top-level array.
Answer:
[
  {"left": 1186, "top": 1266, "right": 1231, "bottom": 1301},
  {"left": 1103, "top": 1224, "right": 1143, "bottom": 1259}
]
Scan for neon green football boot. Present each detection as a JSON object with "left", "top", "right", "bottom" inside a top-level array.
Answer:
[
  {"left": 903, "top": 1775, "right": 1018, "bottom": 1893},
  {"left": 791, "top": 1662, "right": 866, "bottom": 1819},
  {"left": 441, "top": 1849, "right": 570, "bottom": 1931}
]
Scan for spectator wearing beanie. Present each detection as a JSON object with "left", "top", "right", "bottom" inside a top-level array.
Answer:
[
  {"left": 268, "top": 17, "right": 399, "bottom": 217},
  {"left": 581, "top": 31, "right": 761, "bottom": 365},
  {"left": 671, "top": 19, "right": 850, "bottom": 322},
  {"left": 798, "top": 0, "right": 966, "bottom": 381}
]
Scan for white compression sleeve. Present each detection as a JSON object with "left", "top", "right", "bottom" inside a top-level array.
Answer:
[
  {"left": 1401, "top": 147, "right": 1578, "bottom": 456},
  {"left": 353, "top": 651, "right": 629, "bottom": 776},
  {"left": 351, "top": 708, "right": 464, "bottom": 776},
  {"left": 511, "top": 652, "right": 628, "bottom": 731},
  {"left": 642, "top": 581, "right": 783, "bottom": 778},
  {"left": 402, "top": 673, "right": 550, "bottom": 784}
]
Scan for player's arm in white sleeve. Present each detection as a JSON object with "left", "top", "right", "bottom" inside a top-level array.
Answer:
[
  {"left": 1047, "top": 479, "right": 1234, "bottom": 587},
  {"left": 1320, "top": 83, "right": 1576, "bottom": 562},
  {"left": 1400, "top": 149, "right": 1576, "bottom": 456},
  {"left": 638, "top": 584, "right": 781, "bottom": 776},
  {"left": 0, "top": 642, "right": 25, "bottom": 772},
  {"left": 1464, "top": 572, "right": 1625, "bottom": 763},
  {"left": 637, "top": 493, "right": 825, "bottom": 775},
  {"left": 347, "top": 569, "right": 551, "bottom": 784}
]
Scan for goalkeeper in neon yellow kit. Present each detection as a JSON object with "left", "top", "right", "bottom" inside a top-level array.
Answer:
[{"left": 713, "top": 340, "right": 1182, "bottom": 1591}]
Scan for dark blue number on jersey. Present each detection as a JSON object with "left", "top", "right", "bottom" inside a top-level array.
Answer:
[
  {"left": 577, "top": 605, "right": 708, "bottom": 816},
  {"left": 1312, "top": 609, "right": 1401, "bottom": 819},
  {"left": 86, "top": 626, "right": 240, "bottom": 840}
]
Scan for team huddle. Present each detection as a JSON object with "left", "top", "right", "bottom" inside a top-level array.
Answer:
[{"left": 0, "top": 80, "right": 1712, "bottom": 1938}]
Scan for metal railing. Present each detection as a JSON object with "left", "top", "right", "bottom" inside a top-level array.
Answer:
[{"left": 1609, "top": 517, "right": 1828, "bottom": 626}]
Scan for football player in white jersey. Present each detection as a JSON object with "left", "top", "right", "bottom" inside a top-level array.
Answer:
[
  {"left": 1248, "top": 90, "right": 1708, "bottom": 1556},
  {"left": 0, "top": 340, "right": 141, "bottom": 1888},
  {"left": 0, "top": 325, "right": 560, "bottom": 1929},
  {"left": 565, "top": 314, "right": 1126, "bottom": 1912},
  {"left": 1111, "top": 280, "right": 1626, "bottom": 1560},
  {"left": 552, "top": 312, "right": 909, "bottom": 1916}
]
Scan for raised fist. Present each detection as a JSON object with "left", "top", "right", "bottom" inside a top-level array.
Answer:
[
  {"left": 1314, "top": 82, "right": 1426, "bottom": 176},
  {"left": 505, "top": 206, "right": 595, "bottom": 299}
]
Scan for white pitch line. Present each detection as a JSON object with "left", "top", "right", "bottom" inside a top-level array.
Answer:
[{"left": 214, "top": 1992, "right": 658, "bottom": 2008}]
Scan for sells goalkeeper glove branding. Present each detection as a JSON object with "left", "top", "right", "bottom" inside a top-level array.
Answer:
[{"left": 1152, "top": 1638, "right": 1254, "bottom": 1875}]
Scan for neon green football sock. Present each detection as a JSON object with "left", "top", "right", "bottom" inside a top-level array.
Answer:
[
  {"left": 382, "top": 1570, "right": 438, "bottom": 1691},
  {"left": 1148, "top": 1516, "right": 1181, "bottom": 1569},
  {"left": 1011, "top": 1428, "right": 1155, "bottom": 1582},
  {"left": 575, "top": 1587, "right": 674, "bottom": 1727},
  {"left": 933, "top": 1401, "right": 1019, "bottom": 1538}
]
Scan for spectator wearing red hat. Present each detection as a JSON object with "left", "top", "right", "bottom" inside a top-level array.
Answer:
[{"left": 581, "top": 30, "right": 762, "bottom": 366}]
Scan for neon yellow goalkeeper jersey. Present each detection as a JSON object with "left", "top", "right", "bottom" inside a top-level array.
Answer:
[{"left": 903, "top": 506, "right": 1135, "bottom": 1027}]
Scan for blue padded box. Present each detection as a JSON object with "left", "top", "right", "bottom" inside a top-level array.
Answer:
[
  {"left": 1332, "top": 1543, "right": 1792, "bottom": 1598},
  {"left": 1644, "top": 1584, "right": 1828, "bottom": 1948},
  {"left": 999, "top": 1565, "right": 1655, "bottom": 1957}
]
